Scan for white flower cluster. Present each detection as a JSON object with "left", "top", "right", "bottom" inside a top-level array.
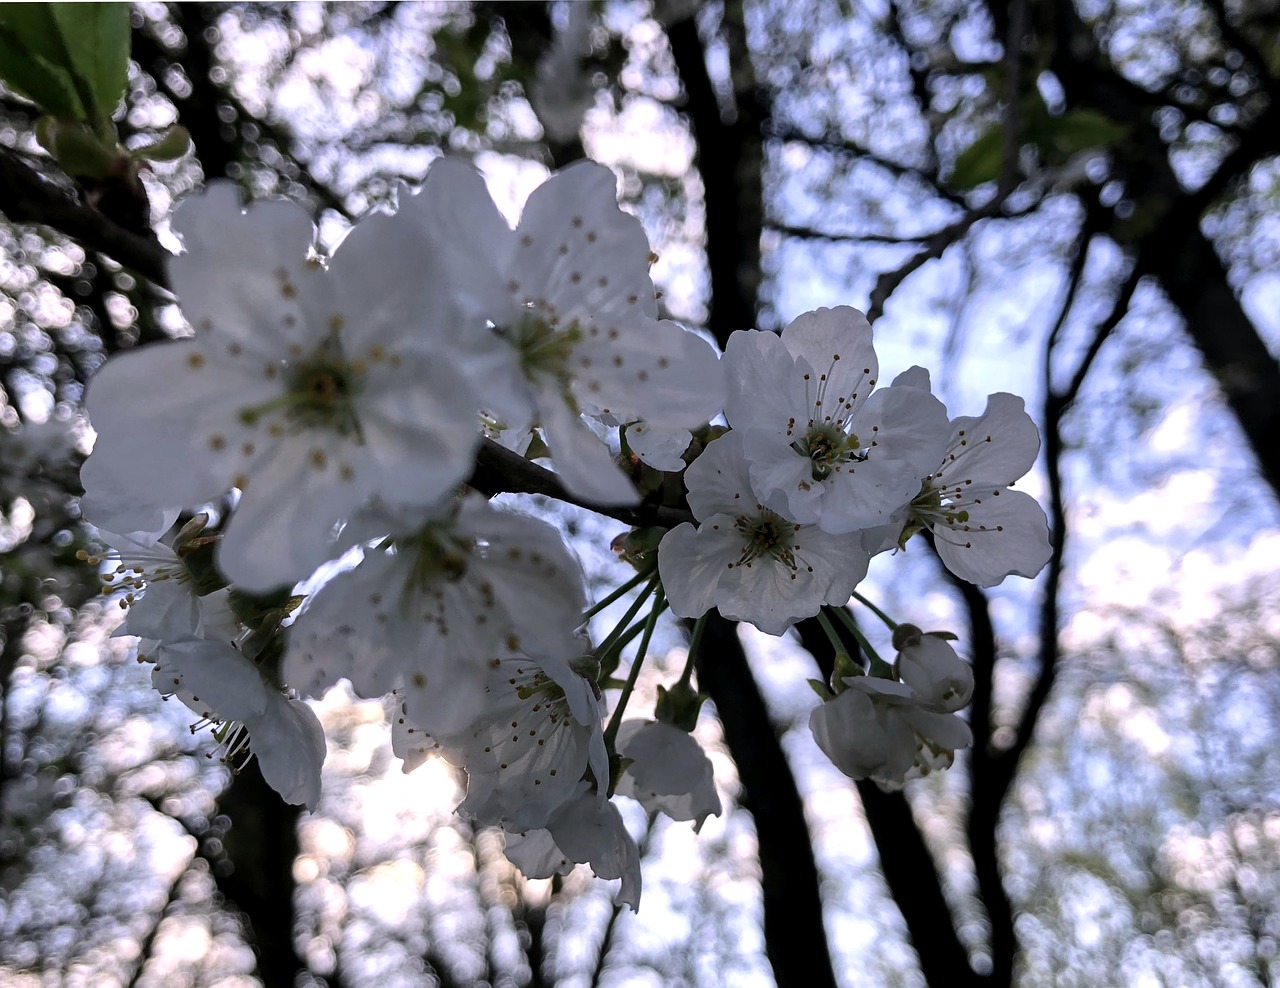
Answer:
[{"left": 80, "top": 157, "right": 1051, "bottom": 909}]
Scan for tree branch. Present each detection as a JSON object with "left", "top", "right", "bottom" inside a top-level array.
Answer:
[
  {"left": 695, "top": 615, "right": 838, "bottom": 988},
  {"left": 0, "top": 148, "right": 168, "bottom": 285}
]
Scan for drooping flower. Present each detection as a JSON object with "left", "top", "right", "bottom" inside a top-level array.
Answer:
[
  {"left": 402, "top": 157, "right": 725, "bottom": 504},
  {"left": 614, "top": 719, "right": 721, "bottom": 831},
  {"left": 903, "top": 390, "right": 1052, "bottom": 587},
  {"left": 94, "top": 527, "right": 239, "bottom": 645},
  {"left": 83, "top": 182, "right": 481, "bottom": 591},
  {"left": 283, "top": 494, "right": 589, "bottom": 739},
  {"left": 152, "top": 637, "right": 326, "bottom": 810},
  {"left": 809, "top": 675, "right": 972, "bottom": 790},
  {"left": 445, "top": 653, "right": 608, "bottom": 833},
  {"left": 502, "top": 783, "right": 643, "bottom": 910},
  {"left": 893, "top": 625, "right": 974, "bottom": 712},
  {"left": 723, "top": 309, "right": 949, "bottom": 533},
  {"left": 658, "top": 431, "right": 871, "bottom": 635}
]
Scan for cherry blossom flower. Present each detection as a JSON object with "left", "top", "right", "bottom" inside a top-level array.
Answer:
[
  {"left": 809, "top": 676, "right": 972, "bottom": 790},
  {"left": 905, "top": 391, "right": 1052, "bottom": 587},
  {"left": 723, "top": 309, "right": 948, "bottom": 533},
  {"left": 447, "top": 654, "right": 608, "bottom": 833},
  {"left": 83, "top": 182, "right": 480, "bottom": 591},
  {"left": 94, "top": 528, "right": 239, "bottom": 645},
  {"left": 402, "top": 157, "right": 724, "bottom": 503},
  {"left": 894, "top": 625, "right": 974, "bottom": 712},
  {"left": 152, "top": 637, "right": 326, "bottom": 810},
  {"left": 658, "top": 431, "right": 870, "bottom": 635},
  {"left": 503, "top": 783, "right": 643, "bottom": 909},
  {"left": 284, "top": 495, "right": 588, "bottom": 739},
  {"left": 614, "top": 719, "right": 721, "bottom": 831}
]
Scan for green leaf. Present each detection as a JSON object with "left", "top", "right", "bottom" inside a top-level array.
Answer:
[
  {"left": 49, "top": 2, "right": 130, "bottom": 129},
  {"left": 0, "top": 3, "right": 129, "bottom": 130},
  {"left": 0, "top": 6, "right": 86, "bottom": 119},
  {"left": 1045, "top": 109, "right": 1130, "bottom": 156},
  {"left": 949, "top": 124, "right": 1005, "bottom": 190}
]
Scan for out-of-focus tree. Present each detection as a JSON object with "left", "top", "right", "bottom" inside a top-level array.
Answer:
[{"left": 0, "top": 2, "right": 1277, "bottom": 987}]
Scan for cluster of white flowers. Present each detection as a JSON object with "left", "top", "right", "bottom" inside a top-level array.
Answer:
[{"left": 81, "top": 156, "right": 1051, "bottom": 909}]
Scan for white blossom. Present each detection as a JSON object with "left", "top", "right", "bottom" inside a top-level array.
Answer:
[
  {"left": 503, "top": 783, "right": 642, "bottom": 910},
  {"left": 447, "top": 655, "right": 608, "bottom": 833},
  {"left": 909, "top": 391, "right": 1052, "bottom": 586},
  {"left": 403, "top": 157, "right": 724, "bottom": 503},
  {"left": 614, "top": 720, "right": 721, "bottom": 831},
  {"left": 809, "top": 676, "right": 972, "bottom": 790},
  {"left": 83, "top": 182, "right": 480, "bottom": 591},
  {"left": 284, "top": 495, "right": 588, "bottom": 739},
  {"left": 723, "top": 309, "right": 948, "bottom": 532},
  {"left": 659, "top": 431, "right": 870, "bottom": 635},
  {"left": 894, "top": 627, "right": 974, "bottom": 712},
  {"left": 152, "top": 637, "right": 326, "bottom": 810},
  {"left": 95, "top": 528, "right": 239, "bottom": 645}
]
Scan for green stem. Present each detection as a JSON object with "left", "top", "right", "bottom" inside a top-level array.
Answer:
[
  {"left": 851, "top": 589, "right": 898, "bottom": 631},
  {"left": 676, "top": 614, "right": 708, "bottom": 689},
  {"left": 815, "top": 609, "right": 847, "bottom": 659},
  {"left": 593, "top": 575, "right": 659, "bottom": 661},
  {"left": 603, "top": 589, "right": 665, "bottom": 747},
  {"left": 582, "top": 563, "right": 657, "bottom": 622},
  {"left": 600, "top": 616, "right": 650, "bottom": 665},
  {"left": 830, "top": 605, "right": 895, "bottom": 677}
]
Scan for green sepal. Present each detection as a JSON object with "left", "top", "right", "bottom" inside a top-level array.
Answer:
[
  {"left": 654, "top": 681, "right": 705, "bottom": 732},
  {"left": 831, "top": 650, "right": 862, "bottom": 693},
  {"left": 129, "top": 125, "right": 192, "bottom": 163},
  {"left": 807, "top": 678, "right": 833, "bottom": 701},
  {"left": 36, "top": 115, "right": 128, "bottom": 180},
  {"left": 896, "top": 518, "right": 927, "bottom": 551},
  {"left": 615, "top": 526, "right": 663, "bottom": 571}
]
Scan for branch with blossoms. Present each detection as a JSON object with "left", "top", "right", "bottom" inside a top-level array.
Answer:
[{"left": 69, "top": 154, "right": 1052, "bottom": 912}]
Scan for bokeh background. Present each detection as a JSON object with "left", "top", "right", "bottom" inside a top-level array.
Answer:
[{"left": 1, "top": 2, "right": 1278, "bottom": 986}]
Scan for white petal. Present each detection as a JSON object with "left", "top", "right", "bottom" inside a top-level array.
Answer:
[
  {"left": 779, "top": 306, "right": 878, "bottom": 422},
  {"left": 658, "top": 521, "right": 735, "bottom": 621},
  {"left": 85, "top": 339, "right": 269, "bottom": 510},
  {"left": 625, "top": 421, "right": 691, "bottom": 472},
  {"left": 683, "top": 431, "right": 758, "bottom": 521},
  {"left": 325, "top": 206, "right": 452, "bottom": 352},
  {"left": 217, "top": 439, "right": 365, "bottom": 590},
  {"left": 545, "top": 790, "right": 643, "bottom": 910},
  {"left": 933, "top": 489, "right": 1051, "bottom": 587},
  {"left": 573, "top": 319, "right": 724, "bottom": 428},
  {"left": 897, "top": 635, "right": 974, "bottom": 711},
  {"left": 153, "top": 637, "right": 271, "bottom": 721},
  {"left": 935, "top": 393, "right": 1041, "bottom": 488},
  {"left": 537, "top": 381, "right": 639, "bottom": 504},
  {"left": 513, "top": 162, "right": 658, "bottom": 322},
  {"left": 615, "top": 721, "right": 721, "bottom": 830},
  {"left": 891, "top": 366, "right": 932, "bottom": 391},
  {"left": 249, "top": 696, "right": 327, "bottom": 811},
  {"left": 503, "top": 828, "right": 573, "bottom": 879},
  {"left": 407, "top": 158, "right": 517, "bottom": 321},
  {"left": 169, "top": 182, "right": 325, "bottom": 355},
  {"left": 723, "top": 329, "right": 809, "bottom": 436},
  {"left": 848, "top": 384, "right": 950, "bottom": 478}
]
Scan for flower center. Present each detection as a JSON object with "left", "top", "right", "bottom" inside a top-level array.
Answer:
[
  {"left": 239, "top": 338, "right": 366, "bottom": 438},
  {"left": 733, "top": 509, "right": 800, "bottom": 570},
  {"left": 496, "top": 306, "right": 582, "bottom": 385},
  {"left": 792, "top": 422, "right": 864, "bottom": 481},
  {"left": 399, "top": 521, "right": 474, "bottom": 595}
]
